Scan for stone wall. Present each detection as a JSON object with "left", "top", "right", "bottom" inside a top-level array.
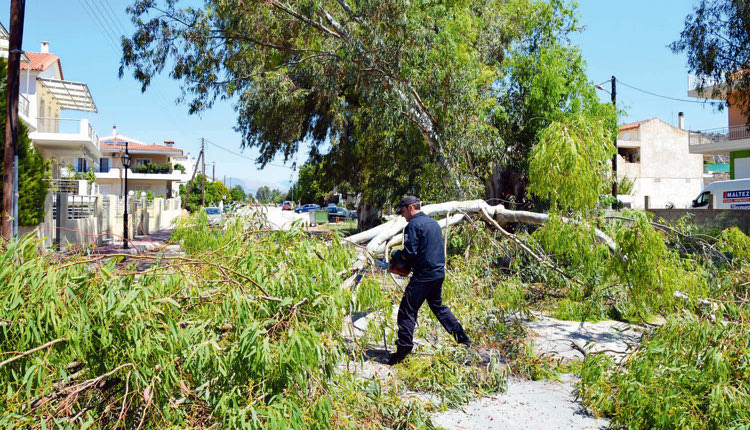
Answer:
[{"left": 646, "top": 209, "right": 750, "bottom": 234}]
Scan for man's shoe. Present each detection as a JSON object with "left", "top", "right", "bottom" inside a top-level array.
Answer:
[
  {"left": 452, "top": 327, "right": 472, "bottom": 346},
  {"left": 387, "top": 346, "right": 412, "bottom": 365}
]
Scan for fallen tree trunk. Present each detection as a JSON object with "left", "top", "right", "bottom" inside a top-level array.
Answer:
[{"left": 346, "top": 200, "right": 616, "bottom": 257}]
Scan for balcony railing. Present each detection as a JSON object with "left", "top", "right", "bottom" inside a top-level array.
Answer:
[
  {"left": 37, "top": 117, "right": 96, "bottom": 138},
  {"left": 19, "top": 94, "right": 29, "bottom": 117},
  {"left": 88, "top": 122, "right": 98, "bottom": 144},
  {"left": 689, "top": 123, "right": 750, "bottom": 147},
  {"left": 688, "top": 75, "right": 723, "bottom": 93}
]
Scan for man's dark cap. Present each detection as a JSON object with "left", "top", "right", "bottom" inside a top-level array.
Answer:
[{"left": 395, "top": 196, "right": 420, "bottom": 211}]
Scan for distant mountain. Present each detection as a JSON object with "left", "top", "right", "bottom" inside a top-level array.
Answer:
[{"left": 225, "top": 177, "right": 289, "bottom": 195}]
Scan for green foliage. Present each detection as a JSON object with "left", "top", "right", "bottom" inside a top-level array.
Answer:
[
  {"left": 671, "top": 0, "right": 750, "bottom": 116},
  {"left": 121, "top": 0, "right": 615, "bottom": 210},
  {"left": 528, "top": 114, "right": 615, "bottom": 213},
  {"left": 255, "top": 186, "right": 285, "bottom": 204},
  {"left": 173, "top": 164, "right": 186, "bottom": 173},
  {"left": 179, "top": 174, "right": 233, "bottom": 212},
  {"left": 607, "top": 212, "right": 708, "bottom": 318},
  {"left": 0, "top": 59, "right": 49, "bottom": 226},
  {"left": 0, "top": 217, "right": 359, "bottom": 428},
  {"left": 616, "top": 175, "right": 635, "bottom": 195},
  {"left": 578, "top": 315, "right": 750, "bottom": 429},
  {"left": 230, "top": 185, "right": 246, "bottom": 202},
  {"left": 133, "top": 162, "right": 173, "bottom": 174},
  {"left": 289, "top": 162, "right": 327, "bottom": 205},
  {"left": 716, "top": 227, "right": 750, "bottom": 265},
  {"left": 397, "top": 349, "right": 507, "bottom": 408},
  {"left": 493, "top": 15, "right": 616, "bottom": 207}
]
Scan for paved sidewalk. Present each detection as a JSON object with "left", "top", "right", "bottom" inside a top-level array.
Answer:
[{"left": 93, "top": 229, "right": 174, "bottom": 255}]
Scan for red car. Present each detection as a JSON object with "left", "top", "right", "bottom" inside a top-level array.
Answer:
[{"left": 282, "top": 201, "right": 292, "bottom": 210}]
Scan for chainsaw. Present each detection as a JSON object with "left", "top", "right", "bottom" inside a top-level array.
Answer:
[{"left": 387, "top": 249, "right": 411, "bottom": 276}]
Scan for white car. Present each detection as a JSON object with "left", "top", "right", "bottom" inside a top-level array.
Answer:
[
  {"left": 204, "top": 206, "right": 223, "bottom": 225},
  {"left": 692, "top": 179, "right": 750, "bottom": 209}
]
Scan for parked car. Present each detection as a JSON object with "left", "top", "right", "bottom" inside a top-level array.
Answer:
[
  {"left": 328, "top": 206, "right": 356, "bottom": 222},
  {"left": 204, "top": 206, "right": 223, "bottom": 226},
  {"left": 281, "top": 201, "right": 292, "bottom": 210},
  {"left": 294, "top": 203, "right": 320, "bottom": 213}
]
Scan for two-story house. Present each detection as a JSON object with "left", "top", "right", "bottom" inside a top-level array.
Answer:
[
  {"left": 15, "top": 41, "right": 102, "bottom": 180},
  {"left": 95, "top": 128, "right": 190, "bottom": 198},
  {"left": 617, "top": 116, "right": 704, "bottom": 209},
  {"left": 688, "top": 76, "right": 750, "bottom": 179}
]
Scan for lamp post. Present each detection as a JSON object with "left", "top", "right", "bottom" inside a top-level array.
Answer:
[{"left": 121, "top": 142, "right": 132, "bottom": 249}]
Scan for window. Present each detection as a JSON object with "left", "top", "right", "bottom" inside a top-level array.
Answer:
[
  {"left": 76, "top": 158, "right": 88, "bottom": 172},
  {"left": 99, "top": 158, "right": 110, "bottom": 173},
  {"left": 694, "top": 191, "right": 709, "bottom": 207},
  {"left": 135, "top": 158, "right": 152, "bottom": 167}
]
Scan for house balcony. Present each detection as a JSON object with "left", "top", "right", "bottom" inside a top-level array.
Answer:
[
  {"left": 17, "top": 93, "right": 36, "bottom": 131},
  {"left": 29, "top": 117, "right": 102, "bottom": 167},
  {"left": 688, "top": 124, "right": 750, "bottom": 154},
  {"left": 95, "top": 167, "right": 188, "bottom": 182}
]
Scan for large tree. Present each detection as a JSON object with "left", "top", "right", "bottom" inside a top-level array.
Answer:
[
  {"left": 671, "top": 0, "right": 750, "bottom": 115},
  {"left": 122, "top": 0, "right": 615, "bottom": 225}
]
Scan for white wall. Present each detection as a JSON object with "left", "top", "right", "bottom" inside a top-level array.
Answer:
[
  {"left": 619, "top": 119, "right": 704, "bottom": 208},
  {"left": 735, "top": 156, "right": 750, "bottom": 179}
]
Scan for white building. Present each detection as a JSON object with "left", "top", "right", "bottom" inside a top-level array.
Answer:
[
  {"left": 15, "top": 41, "right": 102, "bottom": 178},
  {"left": 94, "top": 128, "right": 192, "bottom": 198},
  {"left": 687, "top": 75, "right": 750, "bottom": 179},
  {"left": 617, "top": 117, "right": 704, "bottom": 208}
]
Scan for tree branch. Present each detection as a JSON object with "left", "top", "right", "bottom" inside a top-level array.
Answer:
[{"left": 0, "top": 338, "right": 67, "bottom": 368}]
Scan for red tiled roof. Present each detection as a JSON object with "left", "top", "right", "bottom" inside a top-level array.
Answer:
[
  {"left": 99, "top": 135, "right": 184, "bottom": 155},
  {"left": 619, "top": 118, "right": 657, "bottom": 131},
  {"left": 20, "top": 52, "right": 63, "bottom": 79}
]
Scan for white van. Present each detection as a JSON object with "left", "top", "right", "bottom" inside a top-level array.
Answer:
[{"left": 692, "top": 179, "right": 750, "bottom": 209}]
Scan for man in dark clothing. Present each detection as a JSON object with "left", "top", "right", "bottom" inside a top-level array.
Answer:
[{"left": 388, "top": 196, "right": 471, "bottom": 365}]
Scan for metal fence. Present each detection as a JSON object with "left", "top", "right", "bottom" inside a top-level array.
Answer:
[
  {"left": 67, "top": 195, "right": 97, "bottom": 219},
  {"left": 47, "top": 179, "right": 78, "bottom": 194},
  {"left": 19, "top": 94, "right": 29, "bottom": 117},
  {"left": 689, "top": 123, "right": 750, "bottom": 147}
]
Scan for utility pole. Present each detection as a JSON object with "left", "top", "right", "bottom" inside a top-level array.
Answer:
[
  {"left": 180, "top": 149, "right": 203, "bottom": 210},
  {"left": 611, "top": 76, "right": 617, "bottom": 199},
  {"left": 2, "top": 0, "right": 25, "bottom": 241},
  {"left": 201, "top": 138, "right": 205, "bottom": 207}
]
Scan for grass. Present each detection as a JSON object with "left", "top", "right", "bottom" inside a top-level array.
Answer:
[{"left": 320, "top": 219, "right": 358, "bottom": 236}]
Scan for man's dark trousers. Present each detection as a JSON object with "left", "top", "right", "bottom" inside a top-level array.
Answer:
[{"left": 396, "top": 277, "right": 463, "bottom": 348}]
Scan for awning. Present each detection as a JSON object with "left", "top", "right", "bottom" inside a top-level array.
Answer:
[{"left": 37, "top": 77, "right": 98, "bottom": 113}]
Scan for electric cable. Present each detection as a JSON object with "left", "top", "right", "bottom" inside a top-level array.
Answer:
[
  {"left": 204, "top": 139, "right": 296, "bottom": 169},
  {"left": 616, "top": 79, "right": 723, "bottom": 106},
  {"left": 78, "top": 0, "right": 121, "bottom": 51}
]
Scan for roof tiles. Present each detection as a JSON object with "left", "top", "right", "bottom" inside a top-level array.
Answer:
[
  {"left": 20, "top": 52, "right": 63, "bottom": 79},
  {"left": 99, "top": 135, "right": 184, "bottom": 155}
]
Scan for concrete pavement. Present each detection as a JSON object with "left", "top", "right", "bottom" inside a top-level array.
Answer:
[{"left": 93, "top": 228, "right": 174, "bottom": 255}]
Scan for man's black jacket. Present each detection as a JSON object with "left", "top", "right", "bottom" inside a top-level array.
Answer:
[{"left": 402, "top": 212, "right": 445, "bottom": 281}]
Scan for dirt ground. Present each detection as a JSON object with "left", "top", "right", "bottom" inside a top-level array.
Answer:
[{"left": 342, "top": 310, "right": 646, "bottom": 429}]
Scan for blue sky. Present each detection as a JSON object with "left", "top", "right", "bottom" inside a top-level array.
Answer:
[{"left": 1, "top": 0, "right": 726, "bottom": 190}]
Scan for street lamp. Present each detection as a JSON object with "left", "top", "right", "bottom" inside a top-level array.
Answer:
[{"left": 121, "top": 142, "right": 132, "bottom": 249}]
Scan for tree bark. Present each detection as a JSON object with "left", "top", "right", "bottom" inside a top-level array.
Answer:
[{"left": 346, "top": 200, "right": 616, "bottom": 256}]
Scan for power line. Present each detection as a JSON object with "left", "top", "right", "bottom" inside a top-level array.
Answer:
[
  {"left": 101, "top": 0, "right": 130, "bottom": 36},
  {"left": 90, "top": 0, "right": 124, "bottom": 40},
  {"left": 204, "top": 139, "right": 296, "bottom": 169},
  {"left": 78, "top": 0, "right": 120, "bottom": 50},
  {"left": 616, "top": 79, "right": 723, "bottom": 106}
]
